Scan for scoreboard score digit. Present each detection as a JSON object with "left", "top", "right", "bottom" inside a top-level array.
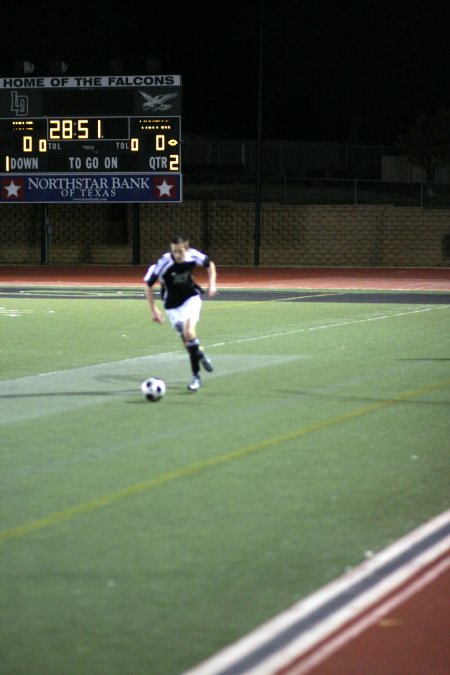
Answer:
[{"left": 1, "top": 116, "right": 181, "bottom": 173}]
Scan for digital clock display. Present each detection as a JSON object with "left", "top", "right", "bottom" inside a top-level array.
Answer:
[
  {"left": 1, "top": 116, "right": 181, "bottom": 173},
  {"left": 47, "top": 117, "right": 129, "bottom": 140}
]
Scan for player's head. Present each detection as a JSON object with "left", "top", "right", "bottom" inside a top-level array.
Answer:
[{"left": 170, "top": 235, "right": 189, "bottom": 262}]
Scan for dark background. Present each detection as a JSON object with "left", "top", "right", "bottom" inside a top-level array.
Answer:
[{"left": 1, "top": 0, "right": 450, "bottom": 144}]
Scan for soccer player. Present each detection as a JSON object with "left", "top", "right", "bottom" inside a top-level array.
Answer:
[{"left": 144, "top": 235, "right": 217, "bottom": 391}]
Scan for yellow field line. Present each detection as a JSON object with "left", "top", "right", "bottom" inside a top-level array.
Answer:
[{"left": 2, "top": 376, "right": 449, "bottom": 544}]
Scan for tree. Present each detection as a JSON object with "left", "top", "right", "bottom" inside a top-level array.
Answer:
[{"left": 397, "top": 106, "right": 450, "bottom": 181}]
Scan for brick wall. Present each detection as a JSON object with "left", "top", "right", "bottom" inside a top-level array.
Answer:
[
  {"left": 0, "top": 203, "right": 41, "bottom": 263},
  {"left": 1, "top": 201, "right": 449, "bottom": 267}
]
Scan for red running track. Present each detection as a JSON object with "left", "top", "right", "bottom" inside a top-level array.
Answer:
[{"left": 0, "top": 265, "right": 450, "bottom": 290}]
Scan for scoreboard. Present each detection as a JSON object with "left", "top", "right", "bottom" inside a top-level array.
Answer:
[{"left": 0, "top": 75, "right": 182, "bottom": 203}]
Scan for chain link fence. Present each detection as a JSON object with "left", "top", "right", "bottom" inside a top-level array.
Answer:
[
  {"left": 183, "top": 174, "right": 450, "bottom": 208},
  {"left": 182, "top": 139, "right": 450, "bottom": 208}
]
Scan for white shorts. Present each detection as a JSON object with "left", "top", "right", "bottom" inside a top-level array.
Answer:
[{"left": 165, "top": 295, "right": 202, "bottom": 333}]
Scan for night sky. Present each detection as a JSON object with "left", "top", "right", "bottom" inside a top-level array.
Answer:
[{"left": 2, "top": 0, "right": 450, "bottom": 144}]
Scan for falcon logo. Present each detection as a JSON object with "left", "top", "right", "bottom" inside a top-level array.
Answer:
[{"left": 139, "top": 91, "right": 177, "bottom": 111}]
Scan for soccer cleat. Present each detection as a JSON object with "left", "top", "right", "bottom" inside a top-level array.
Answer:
[
  {"left": 187, "top": 375, "right": 201, "bottom": 391},
  {"left": 200, "top": 352, "right": 214, "bottom": 372}
]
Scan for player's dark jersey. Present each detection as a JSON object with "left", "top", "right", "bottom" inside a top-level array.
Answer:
[{"left": 144, "top": 248, "right": 210, "bottom": 309}]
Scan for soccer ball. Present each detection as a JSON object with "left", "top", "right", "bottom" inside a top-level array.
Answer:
[{"left": 141, "top": 377, "right": 166, "bottom": 401}]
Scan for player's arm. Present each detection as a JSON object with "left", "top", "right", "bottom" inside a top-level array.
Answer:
[
  {"left": 145, "top": 284, "right": 164, "bottom": 324},
  {"left": 207, "top": 261, "right": 217, "bottom": 298}
]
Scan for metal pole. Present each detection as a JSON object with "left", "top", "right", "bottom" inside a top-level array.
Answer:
[
  {"left": 254, "top": 0, "right": 264, "bottom": 266},
  {"left": 41, "top": 204, "right": 49, "bottom": 264},
  {"left": 132, "top": 203, "right": 140, "bottom": 264}
]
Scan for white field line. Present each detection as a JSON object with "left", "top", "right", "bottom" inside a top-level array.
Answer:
[
  {"left": 209, "top": 304, "right": 450, "bottom": 347},
  {"left": 2, "top": 302, "right": 448, "bottom": 385},
  {"left": 184, "top": 509, "right": 450, "bottom": 675}
]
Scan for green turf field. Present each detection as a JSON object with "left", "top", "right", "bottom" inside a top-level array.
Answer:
[{"left": 1, "top": 290, "right": 449, "bottom": 674}]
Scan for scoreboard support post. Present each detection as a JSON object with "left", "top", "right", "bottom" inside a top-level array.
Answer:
[
  {"left": 132, "top": 203, "right": 140, "bottom": 265},
  {"left": 40, "top": 204, "right": 50, "bottom": 265}
]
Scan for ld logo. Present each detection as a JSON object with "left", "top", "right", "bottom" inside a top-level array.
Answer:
[{"left": 11, "top": 90, "right": 29, "bottom": 116}]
